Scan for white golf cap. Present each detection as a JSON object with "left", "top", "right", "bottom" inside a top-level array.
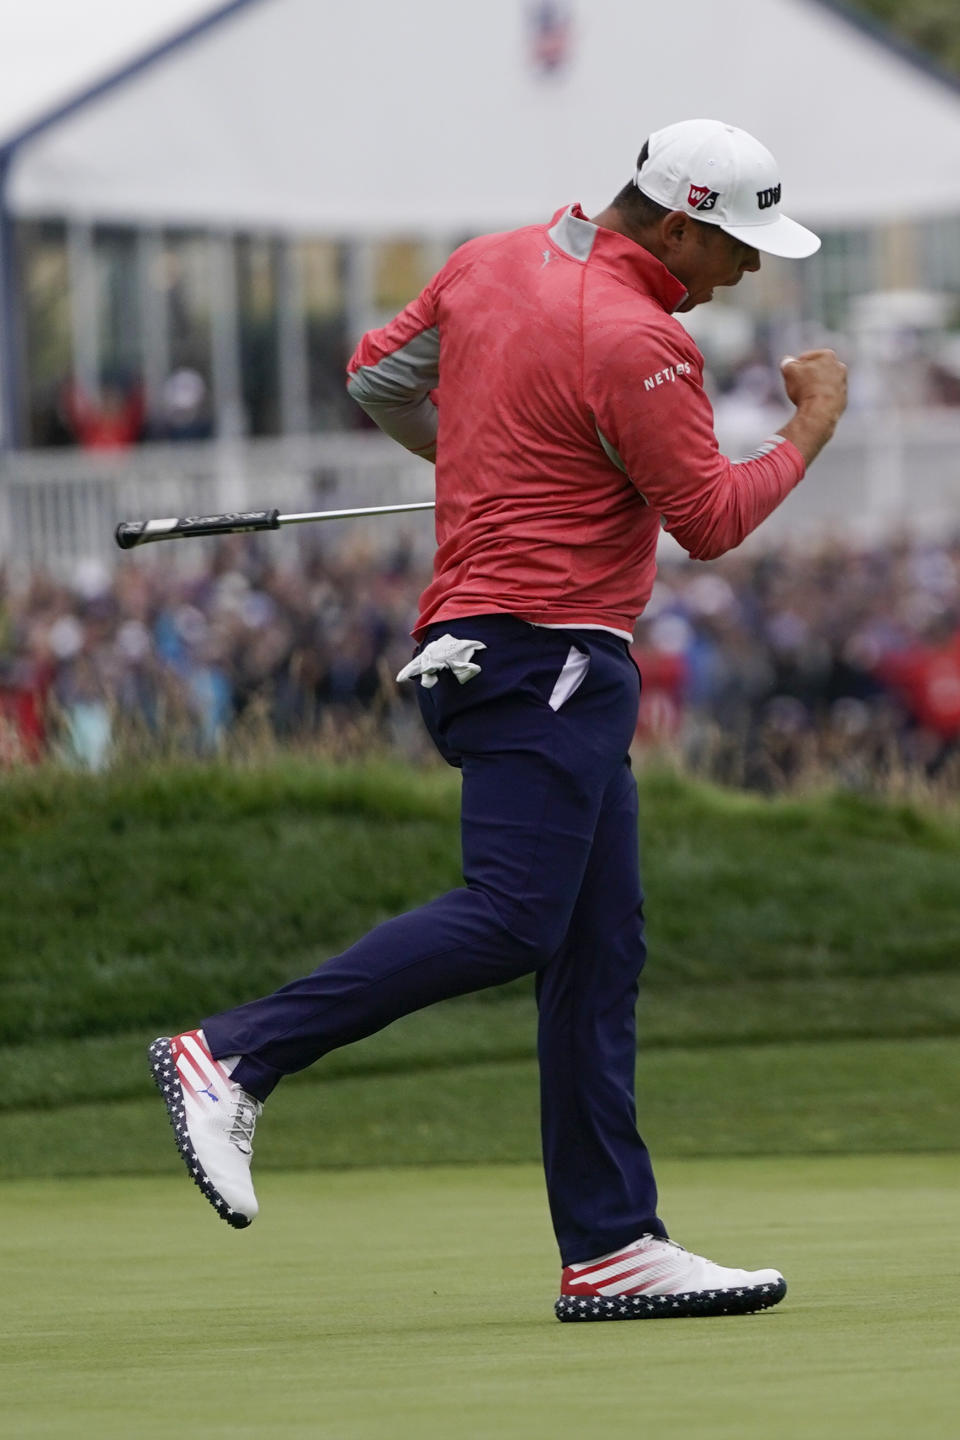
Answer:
[{"left": 635, "top": 118, "right": 820, "bottom": 260}]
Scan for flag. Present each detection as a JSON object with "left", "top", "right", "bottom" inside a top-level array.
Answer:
[{"left": 529, "top": 2, "right": 572, "bottom": 76}]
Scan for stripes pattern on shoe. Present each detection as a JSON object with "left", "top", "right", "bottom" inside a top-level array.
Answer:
[{"left": 556, "top": 1235, "right": 787, "bottom": 1321}]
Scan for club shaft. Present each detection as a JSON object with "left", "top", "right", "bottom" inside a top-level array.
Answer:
[{"left": 279, "top": 501, "right": 435, "bottom": 524}]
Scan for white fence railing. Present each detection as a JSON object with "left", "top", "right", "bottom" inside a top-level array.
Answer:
[
  {"left": 0, "top": 433, "right": 436, "bottom": 579},
  {"left": 1, "top": 414, "right": 959, "bottom": 579}
]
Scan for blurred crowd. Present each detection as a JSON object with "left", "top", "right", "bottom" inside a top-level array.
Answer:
[
  {"left": 1, "top": 530, "right": 959, "bottom": 789},
  {"left": 633, "top": 537, "right": 960, "bottom": 788},
  {"left": 0, "top": 534, "right": 423, "bottom": 769}
]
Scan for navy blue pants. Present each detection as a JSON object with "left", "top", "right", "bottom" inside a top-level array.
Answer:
[{"left": 203, "top": 615, "right": 665, "bottom": 1263}]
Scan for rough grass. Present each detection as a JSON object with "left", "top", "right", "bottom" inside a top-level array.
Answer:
[
  {"left": 2, "top": 759, "right": 959, "bottom": 1051},
  {"left": 1, "top": 1035, "right": 956, "bottom": 1182},
  {"left": 1, "top": 759, "right": 959, "bottom": 1178}
]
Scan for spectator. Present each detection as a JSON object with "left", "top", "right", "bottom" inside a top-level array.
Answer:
[
  {"left": 1, "top": 533, "right": 958, "bottom": 786},
  {"left": 62, "top": 377, "right": 145, "bottom": 450}
]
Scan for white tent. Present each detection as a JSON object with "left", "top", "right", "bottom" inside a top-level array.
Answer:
[
  {"left": 0, "top": 2, "right": 215, "bottom": 142},
  {"left": 3, "top": 0, "right": 960, "bottom": 235}
]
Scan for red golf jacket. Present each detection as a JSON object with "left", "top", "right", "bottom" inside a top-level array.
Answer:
[{"left": 347, "top": 204, "right": 804, "bottom": 640}]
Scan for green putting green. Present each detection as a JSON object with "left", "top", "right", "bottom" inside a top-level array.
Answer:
[{"left": 2, "top": 1155, "right": 956, "bottom": 1440}]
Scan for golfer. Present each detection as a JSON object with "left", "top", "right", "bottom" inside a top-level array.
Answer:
[{"left": 151, "top": 119, "right": 847, "bottom": 1321}]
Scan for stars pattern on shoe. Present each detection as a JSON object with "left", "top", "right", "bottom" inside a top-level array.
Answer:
[
  {"left": 148, "top": 1037, "right": 251, "bottom": 1230},
  {"left": 553, "top": 1278, "right": 787, "bottom": 1322}
]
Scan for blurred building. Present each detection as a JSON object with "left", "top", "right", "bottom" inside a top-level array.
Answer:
[{"left": 0, "top": 0, "right": 959, "bottom": 572}]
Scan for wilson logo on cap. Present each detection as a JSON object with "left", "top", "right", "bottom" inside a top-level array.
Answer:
[
  {"left": 688, "top": 184, "right": 720, "bottom": 211},
  {"left": 757, "top": 184, "right": 782, "bottom": 211}
]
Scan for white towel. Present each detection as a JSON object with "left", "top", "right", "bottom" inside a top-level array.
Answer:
[{"left": 396, "top": 634, "right": 487, "bottom": 689}]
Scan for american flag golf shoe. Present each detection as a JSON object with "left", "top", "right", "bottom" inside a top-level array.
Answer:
[
  {"left": 556, "top": 1235, "right": 787, "bottom": 1321},
  {"left": 148, "top": 1029, "right": 261, "bottom": 1228}
]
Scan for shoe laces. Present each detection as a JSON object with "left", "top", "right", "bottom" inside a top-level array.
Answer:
[
  {"left": 659, "top": 1237, "right": 702, "bottom": 1258},
  {"left": 640, "top": 1235, "right": 711, "bottom": 1270},
  {"left": 227, "top": 1091, "right": 262, "bottom": 1152}
]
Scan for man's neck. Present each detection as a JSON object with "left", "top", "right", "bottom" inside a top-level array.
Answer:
[
  {"left": 589, "top": 204, "right": 636, "bottom": 240},
  {"left": 587, "top": 205, "right": 691, "bottom": 312},
  {"left": 590, "top": 205, "right": 666, "bottom": 264}
]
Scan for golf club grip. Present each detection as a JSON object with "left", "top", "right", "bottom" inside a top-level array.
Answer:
[{"left": 115, "top": 509, "right": 281, "bottom": 549}]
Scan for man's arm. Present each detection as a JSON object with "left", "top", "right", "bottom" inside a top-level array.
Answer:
[
  {"left": 346, "top": 284, "right": 441, "bottom": 462},
  {"left": 589, "top": 335, "right": 846, "bottom": 561}
]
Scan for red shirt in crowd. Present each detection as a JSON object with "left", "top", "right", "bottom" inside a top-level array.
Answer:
[{"left": 877, "top": 632, "right": 960, "bottom": 739}]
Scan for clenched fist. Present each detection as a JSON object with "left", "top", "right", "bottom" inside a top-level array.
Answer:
[
  {"left": 781, "top": 349, "right": 848, "bottom": 422},
  {"left": 778, "top": 349, "right": 848, "bottom": 465}
]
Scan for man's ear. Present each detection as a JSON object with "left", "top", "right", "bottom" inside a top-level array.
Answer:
[{"left": 659, "top": 210, "right": 691, "bottom": 250}]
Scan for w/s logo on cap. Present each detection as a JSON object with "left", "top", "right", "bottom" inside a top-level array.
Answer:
[
  {"left": 688, "top": 184, "right": 719, "bottom": 211},
  {"left": 757, "top": 184, "right": 782, "bottom": 210}
]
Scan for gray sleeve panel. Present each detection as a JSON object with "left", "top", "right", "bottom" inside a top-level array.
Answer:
[
  {"left": 595, "top": 423, "right": 649, "bottom": 504},
  {"left": 351, "top": 393, "right": 439, "bottom": 456},
  {"left": 347, "top": 327, "right": 440, "bottom": 455},
  {"left": 347, "top": 327, "right": 440, "bottom": 405},
  {"left": 732, "top": 434, "right": 787, "bottom": 464}
]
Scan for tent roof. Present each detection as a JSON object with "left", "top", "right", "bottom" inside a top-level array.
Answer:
[
  {"left": 3, "top": 0, "right": 960, "bottom": 235},
  {"left": 0, "top": 1, "right": 216, "bottom": 143}
]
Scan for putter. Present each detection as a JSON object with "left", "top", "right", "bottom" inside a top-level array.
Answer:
[{"left": 115, "top": 500, "right": 436, "bottom": 550}]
